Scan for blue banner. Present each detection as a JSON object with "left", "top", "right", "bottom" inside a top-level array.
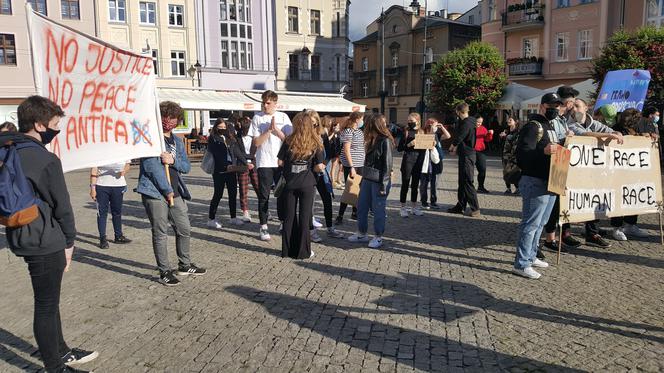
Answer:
[{"left": 595, "top": 69, "right": 651, "bottom": 112}]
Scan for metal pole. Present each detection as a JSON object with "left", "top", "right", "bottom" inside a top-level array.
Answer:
[
  {"left": 380, "top": 7, "right": 386, "bottom": 115},
  {"left": 419, "top": 0, "right": 428, "bottom": 121}
]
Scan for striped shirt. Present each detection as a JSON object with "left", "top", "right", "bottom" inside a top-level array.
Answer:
[{"left": 339, "top": 128, "right": 365, "bottom": 167}]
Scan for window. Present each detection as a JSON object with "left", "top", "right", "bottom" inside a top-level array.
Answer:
[
  {"left": 247, "top": 43, "right": 253, "bottom": 69},
  {"left": 1, "top": 0, "right": 11, "bottom": 15},
  {"left": 391, "top": 52, "right": 398, "bottom": 67},
  {"left": 240, "top": 24, "right": 245, "bottom": 38},
  {"left": 245, "top": 0, "right": 251, "bottom": 21},
  {"left": 240, "top": 42, "right": 247, "bottom": 69},
  {"left": 557, "top": 0, "right": 570, "bottom": 8},
  {"left": 361, "top": 57, "right": 368, "bottom": 71},
  {"left": 425, "top": 78, "right": 432, "bottom": 94},
  {"left": 288, "top": 6, "right": 299, "bottom": 33},
  {"left": 151, "top": 49, "right": 159, "bottom": 75},
  {"left": 335, "top": 12, "right": 340, "bottom": 37},
  {"left": 169, "top": 4, "right": 184, "bottom": 26},
  {"left": 468, "top": 15, "right": 474, "bottom": 24},
  {"left": 171, "top": 51, "right": 186, "bottom": 76},
  {"left": 425, "top": 47, "right": 433, "bottom": 63},
  {"left": 221, "top": 24, "right": 228, "bottom": 36},
  {"left": 27, "top": 0, "right": 47, "bottom": 15},
  {"left": 140, "top": 2, "right": 156, "bottom": 25},
  {"left": 231, "top": 24, "right": 237, "bottom": 37},
  {"left": 488, "top": 0, "right": 496, "bottom": 21},
  {"left": 647, "top": 0, "right": 664, "bottom": 27},
  {"left": 391, "top": 80, "right": 398, "bottom": 96},
  {"left": 0, "top": 34, "right": 16, "bottom": 65},
  {"left": 61, "top": 0, "right": 79, "bottom": 19},
  {"left": 221, "top": 41, "right": 229, "bottom": 68},
  {"left": 310, "top": 10, "right": 321, "bottom": 35},
  {"left": 289, "top": 54, "right": 299, "bottom": 79},
  {"left": 335, "top": 55, "right": 341, "bottom": 81},
  {"left": 362, "top": 83, "right": 368, "bottom": 98},
  {"left": 555, "top": 32, "right": 569, "bottom": 62},
  {"left": 237, "top": 0, "right": 244, "bottom": 22},
  {"left": 220, "top": 0, "right": 227, "bottom": 20},
  {"left": 109, "top": 0, "right": 126, "bottom": 22},
  {"left": 230, "top": 41, "right": 238, "bottom": 69},
  {"left": 522, "top": 37, "right": 538, "bottom": 58},
  {"left": 578, "top": 30, "right": 592, "bottom": 60},
  {"left": 311, "top": 55, "right": 320, "bottom": 80}
]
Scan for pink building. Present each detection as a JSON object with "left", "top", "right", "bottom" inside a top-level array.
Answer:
[{"left": 480, "top": 0, "right": 654, "bottom": 89}]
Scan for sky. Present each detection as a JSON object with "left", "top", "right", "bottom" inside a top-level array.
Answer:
[{"left": 348, "top": 0, "right": 478, "bottom": 42}]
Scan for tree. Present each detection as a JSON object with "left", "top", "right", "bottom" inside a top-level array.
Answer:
[
  {"left": 592, "top": 27, "right": 664, "bottom": 108},
  {"left": 427, "top": 41, "right": 507, "bottom": 116}
]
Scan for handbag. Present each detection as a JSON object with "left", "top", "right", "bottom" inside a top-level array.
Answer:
[
  {"left": 200, "top": 150, "right": 214, "bottom": 174},
  {"left": 273, "top": 176, "right": 286, "bottom": 198},
  {"left": 362, "top": 166, "right": 381, "bottom": 183},
  {"left": 225, "top": 164, "right": 248, "bottom": 173}
]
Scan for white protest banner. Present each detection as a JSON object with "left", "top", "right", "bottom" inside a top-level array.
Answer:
[
  {"left": 27, "top": 7, "right": 162, "bottom": 172},
  {"left": 559, "top": 136, "right": 662, "bottom": 223}
]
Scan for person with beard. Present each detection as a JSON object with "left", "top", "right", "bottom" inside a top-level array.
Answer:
[
  {"left": 397, "top": 113, "right": 426, "bottom": 217},
  {"left": 557, "top": 86, "right": 579, "bottom": 121},
  {"left": 137, "top": 101, "right": 206, "bottom": 286},
  {"left": 448, "top": 102, "right": 481, "bottom": 217},
  {"left": 207, "top": 118, "right": 250, "bottom": 229}
]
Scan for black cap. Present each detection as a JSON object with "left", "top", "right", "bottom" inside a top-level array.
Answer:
[
  {"left": 556, "top": 86, "right": 579, "bottom": 99},
  {"left": 541, "top": 92, "right": 563, "bottom": 105}
]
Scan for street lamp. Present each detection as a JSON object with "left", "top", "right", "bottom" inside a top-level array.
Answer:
[{"left": 187, "top": 60, "right": 202, "bottom": 87}]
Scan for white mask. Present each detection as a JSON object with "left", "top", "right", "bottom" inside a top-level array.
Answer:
[{"left": 574, "top": 111, "right": 585, "bottom": 124}]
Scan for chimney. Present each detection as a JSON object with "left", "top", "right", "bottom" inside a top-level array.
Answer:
[{"left": 441, "top": 9, "right": 448, "bottom": 19}]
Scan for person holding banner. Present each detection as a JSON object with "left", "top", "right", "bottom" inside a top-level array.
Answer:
[
  {"left": 448, "top": 102, "right": 481, "bottom": 217},
  {"left": 137, "top": 101, "right": 206, "bottom": 286},
  {"left": 513, "top": 93, "right": 563, "bottom": 279},
  {"left": 90, "top": 162, "right": 132, "bottom": 249},
  {"left": 2, "top": 96, "right": 98, "bottom": 372}
]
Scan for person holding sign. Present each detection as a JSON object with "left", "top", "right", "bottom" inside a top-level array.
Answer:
[
  {"left": 137, "top": 101, "right": 206, "bottom": 286},
  {"left": 448, "top": 102, "right": 481, "bottom": 217},
  {"left": 397, "top": 113, "right": 427, "bottom": 217},
  {"left": 513, "top": 93, "right": 563, "bottom": 279},
  {"left": 335, "top": 112, "right": 365, "bottom": 225},
  {"left": 474, "top": 116, "right": 494, "bottom": 194},
  {"left": 420, "top": 118, "right": 450, "bottom": 209}
]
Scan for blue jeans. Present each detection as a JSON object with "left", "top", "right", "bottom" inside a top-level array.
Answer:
[
  {"left": 357, "top": 180, "right": 391, "bottom": 236},
  {"left": 96, "top": 185, "right": 126, "bottom": 240},
  {"left": 514, "top": 176, "right": 556, "bottom": 269}
]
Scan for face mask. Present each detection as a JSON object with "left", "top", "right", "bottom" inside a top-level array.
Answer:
[
  {"left": 545, "top": 107, "right": 559, "bottom": 121},
  {"left": 654, "top": 116, "right": 660, "bottom": 124},
  {"left": 574, "top": 112, "right": 585, "bottom": 124},
  {"left": 407, "top": 122, "right": 417, "bottom": 130},
  {"left": 38, "top": 127, "right": 60, "bottom": 145},
  {"left": 358, "top": 121, "right": 364, "bottom": 129},
  {"left": 162, "top": 118, "right": 179, "bottom": 132}
]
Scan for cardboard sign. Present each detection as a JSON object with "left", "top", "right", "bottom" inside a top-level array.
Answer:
[
  {"left": 27, "top": 8, "right": 162, "bottom": 172},
  {"left": 595, "top": 69, "right": 651, "bottom": 112},
  {"left": 341, "top": 175, "right": 363, "bottom": 206},
  {"left": 414, "top": 134, "right": 436, "bottom": 149},
  {"left": 559, "top": 136, "right": 662, "bottom": 223},
  {"left": 548, "top": 146, "right": 572, "bottom": 195}
]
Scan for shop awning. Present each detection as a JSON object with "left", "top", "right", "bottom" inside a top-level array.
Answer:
[
  {"left": 520, "top": 79, "right": 598, "bottom": 110},
  {"left": 157, "top": 88, "right": 261, "bottom": 111},
  {"left": 496, "top": 82, "right": 543, "bottom": 110},
  {"left": 243, "top": 92, "right": 365, "bottom": 113}
]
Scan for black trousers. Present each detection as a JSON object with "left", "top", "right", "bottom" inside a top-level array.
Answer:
[
  {"left": 24, "top": 250, "right": 70, "bottom": 371},
  {"left": 257, "top": 167, "right": 285, "bottom": 225},
  {"left": 400, "top": 162, "right": 422, "bottom": 204},
  {"left": 475, "top": 151, "right": 487, "bottom": 189},
  {"left": 611, "top": 215, "right": 638, "bottom": 227},
  {"left": 545, "top": 196, "right": 599, "bottom": 238},
  {"left": 209, "top": 172, "right": 238, "bottom": 219},
  {"left": 282, "top": 185, "right": 314, "bottom": 259},
  {"left": 338, "top": 166, "right": 363, "bottom": 218},
  {"left": 458, "top": 153, "right": 479, "bottom": 211},
  {"left": 315, "top": 175, "right": 333, "bottom": 228}
]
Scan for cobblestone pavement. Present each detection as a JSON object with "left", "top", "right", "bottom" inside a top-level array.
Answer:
[{"left": 1, "top": 156, "right": 663, "bottom": 372}]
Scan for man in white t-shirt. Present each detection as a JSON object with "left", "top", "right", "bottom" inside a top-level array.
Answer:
[{"left": 248, "top": 90, "right": 293, "bottom": 241}]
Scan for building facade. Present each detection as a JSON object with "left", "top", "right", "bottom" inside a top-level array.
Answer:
[
  {"left": 274, "top": 0, "right": 350, "bottom": 94},
  {"left": 351, "top": 5, "right": 481, "bottom": 125},
  {"left": 96, "top": 0, "right": 198, "bottom": 89},
  {"left": 0, "top": 0, "right": 96, "bottom": 121},
  {"left": 480, "top": 0, "right": 652, "bottom": 89}
]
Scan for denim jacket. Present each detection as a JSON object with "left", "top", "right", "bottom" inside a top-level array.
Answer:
[{"left": 135, "top": 135, "right": 192, "bottom": 200}]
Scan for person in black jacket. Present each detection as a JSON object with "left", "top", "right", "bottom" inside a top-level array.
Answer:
[
  {"left": 348, "top": 113, "right": 394, "bottom": 249},
  {"left": 512, "top": 93, "right": 563, "bottom": 280},
  {"left": 1, "top": 96, "right": 97, "bottom": 373},
  {"left": 397, "top": 113, "right": 426, "bottom": 217},
  {"left": 207, "top": 118, "right": 249, "bottom": 228},
  {"left": 448, "top": 102, "right": 480, "bottom": 217}
]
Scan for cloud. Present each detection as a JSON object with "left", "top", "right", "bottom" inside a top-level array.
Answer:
[{"left": 349, "top": 0, "right": 478, "bottom": 42}]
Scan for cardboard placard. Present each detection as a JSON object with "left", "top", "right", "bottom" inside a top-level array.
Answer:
[
  {"left": 558, "top": 136, "right": 662, "bottom": 223},
  {"left": 414, "top": 134, "right": 436, "bottom": 149},
  {"left": 341, "top": 175, "right": 363, "bottom": 206},
  {"left": 547, "top": 146, "right": 572, "bottom": 195}
]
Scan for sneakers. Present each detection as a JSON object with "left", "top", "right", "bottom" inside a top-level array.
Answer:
[
  {"left": 412, "top": 207, "right": 424, "bottom": 216},
  {"left": 422, "top": 202, "right": 430, "bottom": 210},
  {"left": 207, "top": 219, "right": 222, "bottom": 229},
  {"left": 477, "top": 187, "right": 490, "bottom": 194},
  {"left": 278, "top": 222, "right": 284, "bottom": 234},
  {"left": 562, "top": 235, "right": 581, "bottom": 247},
  {"left": 99, "top": 238, "right": 109, "bottom": 250},
  {"left": 63, "top": 348, "right": 99, "bottom": 366},
  {"left": 532, "top": 258, "right": 549, "bottom": 268},
  {"left": 464, "top": 208, "right": 481, "bottom": 217},
  {"left": 309, "top": 250, "right": 315, "bottom": 259},
  {"left": 542, "top": 240, "right": 569, "bottom": 253},
  {"left": 368, "top": 237, "right": 383, "bottom": 248},
  {"left": 611, "top": 228, "right": 627, "bottom": 241},
  {"left": 512, "top": 266, "right": 542, "bottom": 279},
  {"left": 350, "top": 211, "right": 358, "bottom": 220},
  {"left": 536, "top": 248, "right": 546, "bottom": 260},
  {"left": 229, "top": 217, "right": 244, "bottom": 226},
  {"left": 177, "top": 264, "right": 207, "bottom": 276},
  {"left": 312, "top": 217, "right": 323, "bottom": 228},
  {"left": 311, "top": 230, "right": 323, "bottom": 243},
  {"left": 241, "top": 210, "right": 252, "bottom": 223},
  {"left": 334, "top": 216, "right": 343, "bottom": 225},
  {"left": 113, "top": 235, "right": 132, "bottom": 244},
  {"left": 624, "top": 223, "right": 648, "bottom": 238},
  {"left": 586, "top": 234, "right": 611, "bottom": 248},
  {"left": 430, "top": 202, "right": 440, "bottom": 210},
  {"left": 260, "top": 227, "right": 271, "bottom": 241},
  {"left": 400, "top": 207, "right": 410, "bottom": 218},
  {"left": 348, "top": 233, "right": 370, "bottom": 243},
  {"left": 159, "top": 270, "right": 181, "bottom": 286},
  {"left": 447, "top": 204, "right": 463, "bottom": 214},
  {"left": 327, "top": 227, "right": 344, "bottom": 238}
]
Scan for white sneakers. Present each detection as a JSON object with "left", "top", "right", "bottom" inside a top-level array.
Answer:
[
  {"left": 412, "top": 207, "right": 424, "bottom": 216},
  {"left": 399, "top": 207, "right": 410, "bottom": 218},
  {"left": 368, "top": 237, "right": 383, "bottom": 248},
  {"left": 207, "top": 219, "right": 222, "bottom": 229},
  {"left": 401, "top": 206, "right": 423, "bottom": 217},
  {"left": 624, "top": 224, "right": 648, "bottom": 238},
  {"left": 512, "top": 266, "right": 542, "bottom": 279},
  {"left": 312, "top": 217, "right": 323, "bottom": 229},
  {"left": 348, "top": 233, "right": 370, "bottom": 243},
  {"left": 532, "top": 258, "right": 549, "bottom": 268},
  {"left": 259, "top": 226, "right": 271, "bottom": 241},
  {"left": 229, "top": 217, "right": 244, "bottom": 226},
  {"left": 241, "top": 210, "right": 252, "bottom": 223},
  {"left": 612, "top": 228, "right": 627, "bottom": 241}
]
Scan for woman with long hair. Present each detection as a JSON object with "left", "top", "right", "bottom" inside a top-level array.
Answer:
[
  {"left": 500, "top": 116, "right": 521, "bottom": 194},
  {"left": 419, "top": 118, "right": 451, "bottom": 209},
  {"left": 335, "top": 111, "right": 365, "bottom": 225},
  {"left": 237, "top": 117, "right": 260, "bottom": 222},
  {"left": 278, "top": 111, "right": 325, "bottom": 259},
  {"left": 207, "top": 118, "right": 249, "bottom": 228},
  {"left": 397, "top": 113, "right": 426, "bottom": 217},
  {"left": 348, "top": 114, "right": 394, "bottom": 248}
]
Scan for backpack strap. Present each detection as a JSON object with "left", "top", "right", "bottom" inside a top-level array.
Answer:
[{"left": 529, "top": 120, "right": 544, "bottom": 142}]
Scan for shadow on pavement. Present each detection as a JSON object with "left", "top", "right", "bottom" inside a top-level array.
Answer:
[{"left": 0, "top": 328, "right": 42, "bottom": 372}]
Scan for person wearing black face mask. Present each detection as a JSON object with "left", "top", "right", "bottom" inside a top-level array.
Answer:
[{"left": 397, "top": 113, "right": 426, "bottom": 217}]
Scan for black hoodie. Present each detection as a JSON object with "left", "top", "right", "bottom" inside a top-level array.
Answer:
[
  {"left": 0, "top": 132, "right": 76, "bottom": 256},
  {"left": 516, "top": 113, "right": 557, "bottom": 182}
]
